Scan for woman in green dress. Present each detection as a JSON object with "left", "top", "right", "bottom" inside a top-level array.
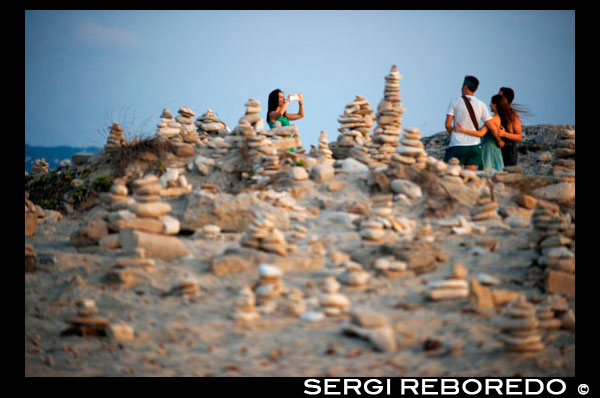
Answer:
[
  {"left": 455, "top": 94, "right": 513, "bottom": 171},
  {"left": 267, "top": 89, "right": 304, "bottom": 128}
]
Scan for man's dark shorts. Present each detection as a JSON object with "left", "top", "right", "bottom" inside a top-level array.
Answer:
[{"left": 443, "top": 144, "right": 483, "bottom": 169}]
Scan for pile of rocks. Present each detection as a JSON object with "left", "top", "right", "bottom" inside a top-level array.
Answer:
[
  {"left": 232, "top": 286, "right": 260, "bottom": 324},
  {"left": 240, "top": 214, "right": 288, "bottom": 256},
  {"left": 158, "top": 168, "right": 193, "bottom": 198},
  {"left": 442, "top": 158, "right": 465, "bottom": 185},
  {"left": 155, "top": 108, "right": 181, "bottom": 139},
  {"left": 338, "top": 260, "right": 370, "bottom": 287},
  {"left": 195, "top": 109, "right": 229, "bottom": 139},
  {"left": 316, "top": 131, "right": 334, "bottom": 164},
  {"left": 495, "top": 294, "right": 544, "bottom": 354},
  {"left": 535, "top": 297, "right": 562, "bottom": 330},
  {"left": 471, "top": 191, "right": 500, "bottom": 222},
  {"left": 239, "top": 98, "right": 265, "bottom": 133},
  {"left": 105, "top": 122, "right": 126, "bottom": 151},
  {"left": 374, "top": 256, "right": 407, "bottom": 277},
  {"left": 392, "top": 128, "right": 428, "bottom": 170},
  {"left": 255, "top": 263, "right": 285, "bottom": 313},
  {"left": 340, "top": 309, "right": 397, "bottom": 352},
  {"left": 531, "top": 200, "right": 575, "bottom": 297},
  {"left": 103, "top": 248, "right": 155, "bottom": 288},
  {"left": 25, "top": 192, "right": 37, "bottom": 237},
  {"left": 62, "top": 299, "right": 110, "bottom": 337},
  {"left": 101, "top": 178, "right": 135, "bottom": 211},
  {"left": 336, "top": 95, "right": 374, "bottom": 147},
  {"left": 426, "top": 263, "right": 469, "bottom": 301},
  {"left": 552, "top": 127, "right": 575, "bottom": 182},
  {"left": 369, "top": 65, "right": 406, "bottom": 164},
  {"left": 284, "top": 287, "right": 307, "bottom": 317},
  {"left": 176, "top": 107, "right": 199, "bottom": 144},
  {"left": 197, "top": 224, "right": 222, "bottom": 240},
  {"left": 415, "top": 221, "right": 435, "bottom": 242},
  {"left": 319, "top": 276, "right": 350, "bottom": 317},
  {"left": 359, "top": 194, "right": 393, "bottom": 242},
  {"left": 31, "top": 158, "right": 49, "bottom": 176}
]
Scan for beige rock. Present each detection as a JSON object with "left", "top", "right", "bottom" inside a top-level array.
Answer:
[{"left": 118, "top": 229, "right": 190, "bottom": 261}]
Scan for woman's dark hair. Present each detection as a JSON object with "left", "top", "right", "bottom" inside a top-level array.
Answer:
[
  {"left": 491, "top": 94, "right": 517, "bottom": 131},
  {"left": 498, "top": 87, "right": 533, "bottom": 118},
  {"left": 463, "top": 75, "right": 479, "bottom": 92},
  {"left": 267, "top": 89, "right": 286, "bottom": 121}
]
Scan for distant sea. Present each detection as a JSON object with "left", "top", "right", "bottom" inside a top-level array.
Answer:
[{"left": 25, "top": 144, "right": 102, "bottom": 174}]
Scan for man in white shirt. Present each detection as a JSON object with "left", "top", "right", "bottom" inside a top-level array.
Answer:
[{"left": 444, "top": 75, "right": 502, "bottom": 171}]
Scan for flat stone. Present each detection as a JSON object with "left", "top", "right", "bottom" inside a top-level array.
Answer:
[{"left": 350, "top": 310, "right": 388, "bottom": 328}]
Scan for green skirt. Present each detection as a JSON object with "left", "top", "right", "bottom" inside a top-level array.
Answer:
[{"left": 481, "top": 132, "right": 504, "bottom": 171}]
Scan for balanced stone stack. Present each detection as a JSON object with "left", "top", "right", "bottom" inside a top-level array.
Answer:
[
  {"left": 102, "top": 178, "right": 135, "bottom": 211},
  {"left": 240, "top": 214, "right": 288, "bottom": 256},
  {"left": 359, "top": 194, "right": 393, "bottom": 242},
  {"left": 471, "top": 191, "right": 500, "bottom": 222},
  {"left": 442, "top": 158, "right": 465, "bottom": 185},
  {"left": 536, "top": 297, "right": 562, "bottom": 330},
  {"left": 284, "top": 287, "right": 307, "bottom": 317},
  {"left": 25, "top": 192, "right": 37, "bottom": 237},
  {"left": 393, "top": 128, "right": 428, "bottom": 170},
  {"left": 316, "top": 131, "right": 334, "bottom": 164},
  {"left": 232, "top": 286, "right": 260, "bottom": 324},
  {"left": 239, "top": 98, "right": 265, "bottom": 133},
  {"left": 155, "top": 108, "right": 181, "bottom": 139},
  {"left": 415, "top": 221, "right": 435, "bottom": 243},
  {"left": 177, "top": 107, "right": 199, "bottom": 143},
  {"left": 531, "top": 200, "right": 575, "bottom": 297},
  {"left": 62, "top": 299, "right": 110, "bottom": 337},
  {"left": 255, "top": 263, "right": 285, "bottom": 312},
  {"left": 195, "top": 109, "right": 229, "bottom": 140},
  {"left": 426, "top": 263, "right": 469, "bottom": 301},
  {"left": 337, "top": 95, "right": 374, "bottom": 147},
  {"left": 495, "top": 294, "right": 544, "bottom": 354},
  {"left": 198, "top": 224, "right": 222, "bottom": 240},
  {"left": 32, "top": 158, "right": 49, "bottom": 176},
  {"left": 319, "top": 275, "right": 350, "bottom": 317},
  {"left": 105, "top": 122, "right": 126, "bottom": 151},
  {"left": 369, "top": 65, "right": 406, "bottom": 164},
  {"left": 374, "top": 256, "right": 407, "bottom": 277},
  {"left": 158, "top": 168, "right": 193, "bottom": 198},
  {"left": 338, "top": 260, "right": 370, "bottom": 287},
  {"left": 552, "top": 127, "right": 575, "bottom": 182},
  {"left": 111, "top": 174, "right": 180, "bottom": 236}
]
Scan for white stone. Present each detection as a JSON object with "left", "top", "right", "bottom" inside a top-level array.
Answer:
[
  {"left": 341, "top": 158, "right": 369, "bottom": 174},
  {"left": 390, "top": 179, "right": 423, "bottom": 199},
  {"left": 290, "top": 166, "right": 309, "bottom": 181}
]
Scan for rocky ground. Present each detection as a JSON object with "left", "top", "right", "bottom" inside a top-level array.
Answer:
[{"left": 25, "top": 124, "right": 575, "bottom": 377}]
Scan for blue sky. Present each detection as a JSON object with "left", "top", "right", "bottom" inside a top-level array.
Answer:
[{"left": 25, "top": 10, "right": 575, "bottom": 149}]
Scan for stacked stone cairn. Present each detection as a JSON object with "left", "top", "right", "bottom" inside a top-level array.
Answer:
[
  {"left": 198, "top": 224, "right": 222, "bottom": 240},
  {"left": 240, "top": 214, "right": 288, "bottom": 256},
  {"left": 101, "top": 178, "right": 135, "bottom": 211},
  {"left": 471, "top": 191, "right": 500, "bottom": 222},
  {"left": 374, "top": 256, "right": 407, "bottom": 277},
  {"left": 552, "top": 127, "right": 575, "bottom": 182},
  {"left": 107, "top": 175, "right": 180, "bottom": 236},
  {"left": 369, "top": 65, "right": 406, "bottom": 165},
  {"left": 359, "top": 194, "right": 393, "bottom": 242},
  {"left": 535, "top": 296, "right": 562, "bottom": 330},
  {"left": 104, "top": 248, "right": 155, "bottom": 288},
  {"left": 426, "top": 263, "right": 469, "bottom": 301},
  {"left": 530, "top": 200, "right": 575, "bottom": 297},
  {"left": 415, "top": 221, "right": 435, "bottom": 243},
  {"left": 158, "top": 168, "right": 193, "bottom": 198},
  {"left": 284, "top": 287, "right": 307, "bottom": 317},
  {"left": 155, "top": 108, "right": 181, "bottom": 139},
  {"left": 176, "top": 107, "right": 199, "bottom": 144},
  {"left": 319, "top": 275, "right": 350, "bottom": 317},
  {"left": 442, "top": 158, "right": 465, "bottom": 185},
  {"left": 25, "top": 192, "right": 38, "bottom": 237},
  {"left": 232, "top": 286, "right": 260, "bottom": 324},
  {"left": 495, "top": 294, "right": 544, "bottom": 354},
  {"left": 338, "top": 260, "right": 370, "bottom": 287},
  {"left": 32, "top": 158, "right": 49, "bottom": 176},
  {"left": 62, "top": 299, "right": 110, "bottom": 337},
  {"left": 105, "top": 122, "right": 126, "bottom": 152},
  {"left": 316, "top": 131, "right": 334, "bottom": 165},
  {"left": 255, "top": 263, "right": 285, "bottom": 313},
  {"left": 336, "top": 95, "right": 374, "bottom": 148},
  {"left": 391, "top": 128, "right": 428, "bottom": 170},
  {"left": 195, "top": 109, "right": 229, "bottom": 141}
]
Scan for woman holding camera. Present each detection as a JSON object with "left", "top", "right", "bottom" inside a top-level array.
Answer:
[{"left": 267, "top": 89, "right": 304, "bottom": 128}]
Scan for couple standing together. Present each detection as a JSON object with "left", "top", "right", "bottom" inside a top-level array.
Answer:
[{"left": 444, "top": 75, "right": 527, "bottom": 171}]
